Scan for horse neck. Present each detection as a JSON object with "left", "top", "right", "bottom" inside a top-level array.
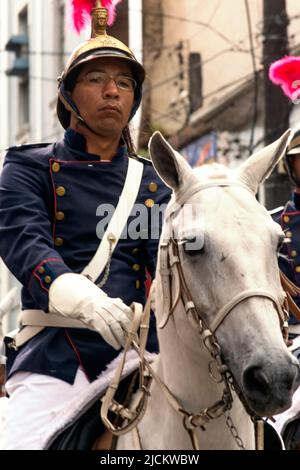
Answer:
[
  {"left": 154, "top": 270, "right": 225, "bottom": 409},
  {"left": 140, "top": 297, "right": 254, "bottom": 450}
]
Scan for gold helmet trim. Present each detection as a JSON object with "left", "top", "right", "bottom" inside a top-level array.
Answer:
[
  {"left": 287, "top": 135, "right": 300, "bottom": 155},
  {"left": 62, "top": 36, "right": 137, "bottom": 81},
  {"left": 60, "top": 1, "right": 140, "bottom": 83}
]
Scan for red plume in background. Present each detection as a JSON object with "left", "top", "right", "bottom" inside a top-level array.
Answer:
[
  {"left": 71, "top": 0, "right": 122, "bottom": 33},
  {"left": 269, "top": 56, "right": 300, "bottom": 101}
]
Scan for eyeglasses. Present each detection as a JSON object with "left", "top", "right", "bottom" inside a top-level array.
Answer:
[{"left": 77, "top": 71, "right": 137, "bottom": 92}]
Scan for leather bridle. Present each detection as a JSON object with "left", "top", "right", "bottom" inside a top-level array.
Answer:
[{"left": 159, "top": 179, "right": 289, "bottom": 336}]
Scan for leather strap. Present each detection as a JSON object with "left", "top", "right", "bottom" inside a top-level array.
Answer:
[
  {"left": 12, "top": 310, "right": 92, "bottom": 349},
  {"left": 20, "top": 310, "right": 86, "bottom": 329},
  {"left": 210, "top": 289, "right": 286, "bottom": 334},
  {"left": 174, "top": 180, "right": 252, "bottom": 207},
  {"left": 100, "top": 292, "right": 153, "bottom": 435},
  {"left": 280, "top": 270, "right": 300, "bottom": 321},
  {"left": 289, "top": 324, "right": 300, "bottom": 336}
]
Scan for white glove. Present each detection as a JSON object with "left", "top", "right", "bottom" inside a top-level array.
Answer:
[{"left": 48, "top": 273, "right": 133, "bottom": 350}]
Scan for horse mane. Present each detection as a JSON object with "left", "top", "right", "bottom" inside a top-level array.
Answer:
[{"left": 193, "top": 163, "right": 233, "bottom": 181}]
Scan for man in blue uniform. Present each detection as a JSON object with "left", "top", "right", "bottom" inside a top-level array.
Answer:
[
  {"left": 271, "top": 130, "right": 300, "bottom": 450},
  {"left": 0, "top": 3, "right": 170, "bottom": 449},
  {"left": 271, "top": 129, "right": 300, "bottom": 337}
]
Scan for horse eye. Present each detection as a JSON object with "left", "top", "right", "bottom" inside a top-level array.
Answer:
[{"left": 182, "top": 237, "right": 205, "bottom": 255}]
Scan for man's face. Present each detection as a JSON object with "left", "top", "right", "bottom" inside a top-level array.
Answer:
[
  {"left": 71, "top": 57, "right": 135, "bottom": 137},
  {"left": 291, "top": 153, "right": 300, "bottom": 182}
]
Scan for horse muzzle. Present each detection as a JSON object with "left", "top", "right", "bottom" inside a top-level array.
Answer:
[{"left": 241, "top": 352, "right": 300, "bottom": 416}]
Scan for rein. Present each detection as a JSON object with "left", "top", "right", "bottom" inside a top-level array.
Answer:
[{"left": 100, "top": 179, "right": 290, "bottom": 451}]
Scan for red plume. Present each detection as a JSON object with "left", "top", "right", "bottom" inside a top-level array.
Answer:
[
  {"left": 71, "top": 0, "right": 123, "bottom": 34},
  {"left": 269, "top": 56, "right": 300, "bottom": 102}
]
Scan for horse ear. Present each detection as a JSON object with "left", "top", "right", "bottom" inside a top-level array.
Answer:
[
  {"left": 237, "top": 129, "right": 292, "bottom": 194},
  {"left": 149, "top": 131, "right": 193, "bottom": 191}
]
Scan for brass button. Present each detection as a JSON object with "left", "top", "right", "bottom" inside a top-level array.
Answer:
[
  {"left": 56, "top": 186, "right": 66, "bottom": 197},
  {"left": 52, "top": 162, "right": 60, "bottom": 173},
  {"left": 38, "top": 266, "right": 45, "bottom": 274},
  {"left": 55, "top": 211, "right": 65, "bottom": 221},
  {"left": 291, "top": 250, "right": 298, "bottom": 258},
  {"left": 296, "top": 266, "right": 300, "bottom": 273},
  {"left": 107, "top": 233, "right": 116, "bottom": 243},
  {"left": 148, "top": 182, "right": 158, "bottom": 193},
  {"left": 133, "top": 264, "right": 140, "bottom": 272},
  {"left": 54, "top": 237, "right": 64, "bottom": 247},
  {"left": 283, "top": 215, "right": 290, "bottom": 223},
  {"left": 44, "top": 276, "right": 52, "bottom": 284},
  {"left": 136, "top": 280, "right": 141, "bottom": 289},
  {"left": 145, "top": 199, "right": 155, "bottom": 208},
  {"left": 286, "top": 231, "right": 293, "bottom": 239},
  {"left": 132, "top": 248, "right": 139, "bottom": 255}
]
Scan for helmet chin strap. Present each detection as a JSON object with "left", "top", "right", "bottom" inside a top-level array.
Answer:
[
  {"left": 59, "top": 86, "right": 113, "bottom": 137},
  {"left": 74, "top": 113, "right": 103, "bottom": 137}
]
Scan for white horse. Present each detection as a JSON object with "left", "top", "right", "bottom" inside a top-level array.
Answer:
[
  {"left": 41, "top": 130, "right": 300, "bottom": 451},
  {"left": 114, "top": 130, "right": 300, "bottom": 450}
]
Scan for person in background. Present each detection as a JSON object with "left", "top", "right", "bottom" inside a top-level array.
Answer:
[{"left": 271, "top": 129, "right": 300, "bottom": 339}]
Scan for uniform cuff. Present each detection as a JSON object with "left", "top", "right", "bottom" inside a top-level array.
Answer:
[{"left": 28, "top": 258, "right": 72, "bottom": 312}]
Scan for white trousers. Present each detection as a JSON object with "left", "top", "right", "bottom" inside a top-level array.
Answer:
[{"left": 0, "top": 368, "right": 90, "bottom": 450}]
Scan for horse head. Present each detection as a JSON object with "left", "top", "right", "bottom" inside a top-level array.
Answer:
[{"left": 149, "top": 130, "right": 300, "bottom": 418}]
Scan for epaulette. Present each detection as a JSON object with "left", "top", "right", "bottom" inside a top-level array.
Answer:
[
  {"left": 268, "top": 206, "right": 284, "bottom": 216},
  {"left": 7, "top": 143, "right": 51, "bottom": 152},
  {"left": 132, "top": 154, "right": 153, "bottom": 166}
]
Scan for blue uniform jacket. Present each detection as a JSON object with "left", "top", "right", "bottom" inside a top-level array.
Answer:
[
  {"left": 0, "top": 129, "right": 171, "bottom": 384},
  {"left": 272, "top": 192, "right": 300, "bottom": 325}
]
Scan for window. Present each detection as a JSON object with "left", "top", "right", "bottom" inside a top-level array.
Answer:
[
  {"left": 19, "top": 79, "right": 29, "bottom": 128},
  {"left": 189, "top": 53, "right": 203, "bottom": 113}
]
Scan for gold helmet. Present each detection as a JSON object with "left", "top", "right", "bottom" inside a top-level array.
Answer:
[
  {"left": 57, "top": 0, "right": 145, "bottom": 129},
  {"left": 285, "top": 129, "right": 300, "bottom": 186}
]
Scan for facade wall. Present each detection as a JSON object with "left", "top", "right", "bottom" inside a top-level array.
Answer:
[
  {"left": 148, "top": 0, "right": 300, "bottom": 138},
  {"left": 148, "top": 0, "right": 261, "bottom": 136}
]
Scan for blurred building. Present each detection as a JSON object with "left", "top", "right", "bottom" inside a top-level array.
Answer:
[{"left": 142, "top": 0, "right": 300, "bottom": 175}]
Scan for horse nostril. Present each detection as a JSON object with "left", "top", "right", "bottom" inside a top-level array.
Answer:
[{"left": 243, "top": 366, "right": 270, "bottom": 398}]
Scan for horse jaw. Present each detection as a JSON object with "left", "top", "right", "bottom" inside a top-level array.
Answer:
[{"left": 237, "top": 129, "right": 292, "bottom": 194}]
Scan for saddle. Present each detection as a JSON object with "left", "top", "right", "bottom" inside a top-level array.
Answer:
[
  {"left": 272, "top": 337, "right": 300, "bottom": 450},
  {"left": 41, "top": 349, "right": 157, "bottom": 450},
  {"left": 48, "top": 373, "right": 138, "bottom": 450}
]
